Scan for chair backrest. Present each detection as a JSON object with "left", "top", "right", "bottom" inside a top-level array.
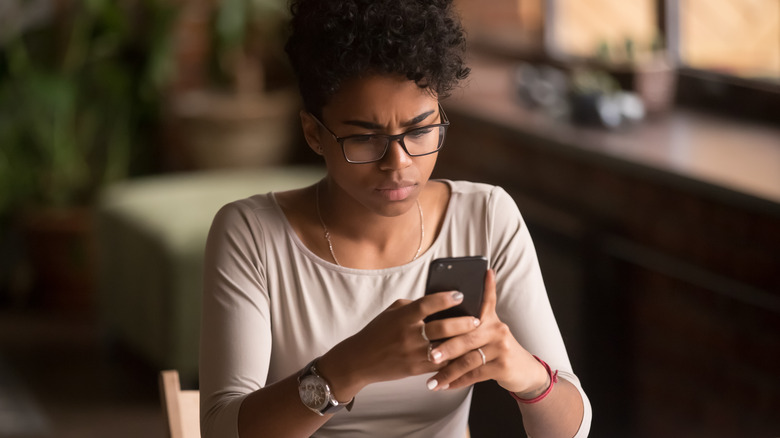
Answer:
[{"left": 159, "top": 370, "right": 200, "bottom": 438}]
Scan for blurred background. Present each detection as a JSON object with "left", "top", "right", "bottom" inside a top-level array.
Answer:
[{"left": 0, "top": 0, "right": 778, "bottom": 437}]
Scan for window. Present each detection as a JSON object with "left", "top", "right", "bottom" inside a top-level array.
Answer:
[
  {"left": 456, "top": 0, "right": 779, "bottom": 122},
  {"left": 544, "top": 0, "right": 780, "bottom": 85},
  {"left": 548, "top": 0, "right": 659, "bottom": 64},
  {"left": 676, "top": 0, "right": 779, "bottom": 83}
]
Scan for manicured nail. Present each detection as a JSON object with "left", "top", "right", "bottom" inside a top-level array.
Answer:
[
  {"left": 427, "top": 378, "right": 438, "bottom": 390},
  {"left": 473, "top": 318, "right": 481, "bottom": 326},
  {"left": 431, "top": 349, "right": 442, "bottom": 362},
  {"left": 452, "top": 291, "right": 463, "bottom": 301},
  {"left": 439, "top": 384, "right": 449, "bottom": 391}
]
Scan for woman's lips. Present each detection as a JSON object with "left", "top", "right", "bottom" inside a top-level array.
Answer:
[{"left": 376, "top": 184, "right": 416, "bottom": 201}]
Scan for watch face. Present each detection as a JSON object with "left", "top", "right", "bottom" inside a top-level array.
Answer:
[{"left": 299, "top": 375, "right": 330, "bottom": 411}]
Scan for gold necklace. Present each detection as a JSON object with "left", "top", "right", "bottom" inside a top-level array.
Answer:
[{"left": 315, "top": 182, "right": 424, "bottom": 266}]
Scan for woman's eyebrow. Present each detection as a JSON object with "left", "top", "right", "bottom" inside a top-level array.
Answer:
[{"left": 342, "top": 109, "right": 436, "bottom": 130}]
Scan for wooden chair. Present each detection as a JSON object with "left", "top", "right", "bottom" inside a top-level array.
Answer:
[{"left": 159, "top": 370, "right": 200, "bottom": 438}]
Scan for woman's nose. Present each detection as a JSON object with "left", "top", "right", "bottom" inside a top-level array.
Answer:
[{"left": 378, "top": 138, "right": 412, "bottom": 170}]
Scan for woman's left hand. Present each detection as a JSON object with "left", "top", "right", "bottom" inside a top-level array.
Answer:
[{"left": 422, "top": 269, "right": 548, "bottom": 396}]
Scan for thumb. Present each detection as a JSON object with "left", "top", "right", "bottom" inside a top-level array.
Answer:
[
  {"left": 480, "top": 269, "right": 497, "bottom": 319},
  {"left": 388, "top": 298, "right": 412, "bottom": 311}
]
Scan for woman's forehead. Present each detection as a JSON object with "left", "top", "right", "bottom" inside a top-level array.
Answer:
[{"left": 323, "top": 75, "right": 438, "bottom": 123}]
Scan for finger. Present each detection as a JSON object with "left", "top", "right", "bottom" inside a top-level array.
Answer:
[
  {"left": 446, "top": 347, "right": 491, "bottom": 389},
  {"left": 427, "top": 327, "right": 487, "bottom": 365},
  {"left": 479, "top": 269, "right": 497, "bottom": 320},
  {"left": 423, "top": 316, "right": 481, "bottom": 343},
  {"left": 418, "top": 341, "right": 450, "bottom": 369},
  {"left": 419, "top": 357, "right": 449, "bottom": 375},
  {"left": 388, "top": 298, "right": 412, "bottom": 311},
  {"left": 406, "top": 291, "right": 464, "bottom": 323},
  {"left": 446, "top": 364, "right": 490, "bottom": 390},
  {"left": 426, "top": 348, "right": 490, "bottom": 391}
]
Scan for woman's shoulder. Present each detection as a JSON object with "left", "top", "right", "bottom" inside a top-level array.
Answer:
[
  {"left": 216, "top": 192, "right": 277, "bottom": 216},
  {"left": 210, "top": 192, "right": 286, "bottom": 234},
  {"left": 440, "top": 180, "right": 521, "bottom": 232},
  {"left": 442, "top": 180, "right": 513, "bottom": 206}
]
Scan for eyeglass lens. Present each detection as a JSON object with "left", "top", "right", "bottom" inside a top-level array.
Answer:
[{"left": 344, "top": 125, "right": 445, "bottom": 163}]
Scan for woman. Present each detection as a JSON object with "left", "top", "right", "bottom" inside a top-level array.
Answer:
[{"left": 199, "top": 0, "right": 592, "bottom": 436}]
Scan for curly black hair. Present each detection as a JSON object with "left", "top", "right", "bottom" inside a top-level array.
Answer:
[{"left": 285, "top": 0, "right": 470, "bottom": 115}]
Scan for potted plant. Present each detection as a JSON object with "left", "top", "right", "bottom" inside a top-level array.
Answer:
[
  {"left": 166, "top": 0, "right": 300, "bottom": 170},
  {"left": 0, "top": 0, "right": 176, "bottom": 309},
  {"left": 594, "top": 35, "right": 677, "bottom": 115}
]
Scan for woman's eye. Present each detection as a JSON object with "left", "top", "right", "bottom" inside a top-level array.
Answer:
[
  {"left": 350, "top": 135, "right": 375, "bottom": 144},
  {"left": 408, "top": 128, "right": 433, "bottom": 138}
]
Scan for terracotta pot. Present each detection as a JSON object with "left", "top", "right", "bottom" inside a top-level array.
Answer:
[
  {"left": 608, "top": 59, "right": 677, "bottom": 115},
  {"left": 168, "top": 88, "right": 300, "bottom": 170},
  {"left": 19, "top": 206, "right": 95, "bottom": 311}
]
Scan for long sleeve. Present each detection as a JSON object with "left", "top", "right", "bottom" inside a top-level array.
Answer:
[
  {"left": 485, "top": 186, "right": 593, "bottom": 437},
  {"left": 199, "top": 201, "right": 272, "bottom": 437}
]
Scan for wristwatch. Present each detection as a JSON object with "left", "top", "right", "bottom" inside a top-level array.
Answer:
[{"left": 298, "top": 358, "right": 354, "bottom": 416}]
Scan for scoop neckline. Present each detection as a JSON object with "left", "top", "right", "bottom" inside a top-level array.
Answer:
[{"left": 269, "top": 179, "right": 455, "bottom": 275}]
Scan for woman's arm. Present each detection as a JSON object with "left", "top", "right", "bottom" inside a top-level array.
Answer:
[
  {"left": 422, "top": 270, "right": 586, "bottom": 438},
  {"left": 420, "top": 186, "right": 591, "bottom": 437},
  {"left": 233, "top": 291, "right": 479, "bottom": 437},
  {"left": 516, "top": 377, "right": 585, "bottom": 438},
  {"left": 235, "top": 373, "right": 333, "bottom": 437}
]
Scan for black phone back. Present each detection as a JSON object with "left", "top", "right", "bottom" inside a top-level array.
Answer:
[{"left": 424, "top": 256, "right": 487, "bottom": 323}]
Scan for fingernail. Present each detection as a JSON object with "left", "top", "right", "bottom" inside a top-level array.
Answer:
[
  {"left": 431, "top": 349, "right": 442, "bottom": 362},
  {"left": 452, "top": 291, "right": 463, "bottom": 301},
  {"left": 439, "top": 384, "right": 449, "bottom": 391},
  {"left": 473, "top": 318, "right": 481, "bottom": 326},
  {"left": 427, "top": 378, "right": 438, "bottom": 390}
]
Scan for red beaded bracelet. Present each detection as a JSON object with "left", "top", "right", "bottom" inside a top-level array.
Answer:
[{"left": 509, "top": 355, "right": 559, "bottom": 404}]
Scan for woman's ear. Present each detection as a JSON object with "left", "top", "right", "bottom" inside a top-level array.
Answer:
[{"left": 300, "top": 110, "right": 324, "bottom": 156}]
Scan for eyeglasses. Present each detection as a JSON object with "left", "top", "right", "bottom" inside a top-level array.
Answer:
[{"left": 310, "top": 104, "right": 449, "bottom": 164}]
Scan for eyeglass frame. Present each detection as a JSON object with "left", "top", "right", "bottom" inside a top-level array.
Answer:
[{"left": 309, "top": 103, "right": 450, "bottom": 164}]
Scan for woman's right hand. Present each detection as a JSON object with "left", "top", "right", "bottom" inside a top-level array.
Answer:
[{"left": 316, "top": 291, "right": 481, "bottom": 402}]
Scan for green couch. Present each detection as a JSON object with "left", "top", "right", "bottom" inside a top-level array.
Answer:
[{"left": 96, "top": 166, "right": 325, "bottom": 382}]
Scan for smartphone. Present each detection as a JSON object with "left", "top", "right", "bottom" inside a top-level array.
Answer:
[{"left": 424, "top": 256, "right": 487, "bottom": 324}]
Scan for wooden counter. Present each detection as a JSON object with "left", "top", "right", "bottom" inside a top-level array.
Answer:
[
  {"left": 439, "top": 57, "right": 780, "bottom": 438},
  {"left": 444, "top": 58, "right": 780, "bottom": 210}
]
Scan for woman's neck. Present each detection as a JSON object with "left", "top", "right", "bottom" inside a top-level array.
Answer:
[{"left": 316, "top": 180, "right": 425, "bottom": 267}]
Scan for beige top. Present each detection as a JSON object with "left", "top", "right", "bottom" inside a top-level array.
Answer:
[{"left": 199, "top": 180, "right": 592, "bottom": 437}]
